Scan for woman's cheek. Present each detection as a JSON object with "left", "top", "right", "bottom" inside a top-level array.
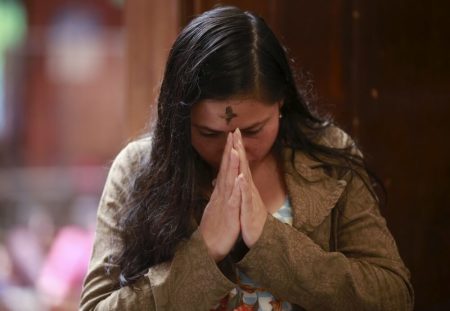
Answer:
[
  {"left": 244, "top": 139, "right": 271, "bottom": 162},
  {"left": 244, "top": 130, "right": 279, "bottom": 162},
  {"left": 192, "top": 138, "right": 224, "bottom": 169}
]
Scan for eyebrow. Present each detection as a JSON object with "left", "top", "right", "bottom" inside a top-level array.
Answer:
[{"left": 193, "top": 116, "right": 271, "bottom": 133}]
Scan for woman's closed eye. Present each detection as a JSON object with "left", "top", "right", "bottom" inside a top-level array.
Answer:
[
  {"left": 241, "top": 127, "right": 263, "bottom": 137},
  {"left": 199, "top": 130, "right": 222, "bottom": 138}
]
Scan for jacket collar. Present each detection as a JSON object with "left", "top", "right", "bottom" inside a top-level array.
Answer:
[{"left": 282, "top": 148, "right": 348, "bottom": 233}]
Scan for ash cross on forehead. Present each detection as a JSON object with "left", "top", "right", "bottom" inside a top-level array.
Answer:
[{"left": 220, "top": 106, "right": 238, "bottom": 124}]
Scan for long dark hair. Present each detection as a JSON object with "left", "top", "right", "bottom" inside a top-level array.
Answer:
[{"left": 113, "top": 6, "right": 381, "bottom": 286}]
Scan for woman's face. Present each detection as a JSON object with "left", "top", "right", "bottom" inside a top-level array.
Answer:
[{"left": 191, "top": 98, "right": 282, "bottom": 170}]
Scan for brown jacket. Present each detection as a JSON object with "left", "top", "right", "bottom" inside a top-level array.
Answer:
[{"left": 79, "top": 128, "right": 414, "bottom": 310}]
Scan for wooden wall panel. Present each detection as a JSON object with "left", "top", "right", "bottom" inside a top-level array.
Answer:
[
  {"left": 352, "top": 1, "right": 450, "bottom": 309},
  {"left": 125, "top": 0, "right": 179, "bottom": 139}
]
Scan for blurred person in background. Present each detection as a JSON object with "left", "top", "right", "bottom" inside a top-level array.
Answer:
[{"left": 80, "top": 6, "right": 413, "bottom": 310}]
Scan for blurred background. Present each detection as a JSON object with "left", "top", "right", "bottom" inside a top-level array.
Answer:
[{"left": 0, "top": 0, "right": 448, "bottom": 310}]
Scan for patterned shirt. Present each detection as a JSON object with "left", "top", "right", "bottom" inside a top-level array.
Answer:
[{"left": 212, "top": 198, "right": 293, "bottom": 311}]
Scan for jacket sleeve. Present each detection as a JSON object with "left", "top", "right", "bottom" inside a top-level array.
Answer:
[
  {"left": 236, "top": 131, "right": 414, "bottom": 311},
  {"left": 79, "top": 141, "right": 235, "bottom": 311}
]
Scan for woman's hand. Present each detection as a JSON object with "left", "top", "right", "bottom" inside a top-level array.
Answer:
[
  {"left": 199, "top": 133, "right": 242, "bottom": 262},
  {"left": 233, "top": 129, "right": 268, "bottom": 248}
]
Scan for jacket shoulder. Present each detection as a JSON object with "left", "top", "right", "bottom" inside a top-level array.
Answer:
[
  {"left": 315, "top": 125, "right": 355, "bottom": 150},
  {"left": 111, "top": 136, "right": 152, "bottom": 171}
]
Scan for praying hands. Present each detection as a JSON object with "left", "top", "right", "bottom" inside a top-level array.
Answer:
[{"left": 199, "top": 129, "right": 268, "bottom": 262}]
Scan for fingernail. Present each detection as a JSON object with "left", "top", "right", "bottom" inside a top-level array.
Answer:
[
  {"left": 233, "top": 129, "right": 241, "bottom": 145},
  {"left": 232, "top": 131, "right": 237, "bottom": 145}
]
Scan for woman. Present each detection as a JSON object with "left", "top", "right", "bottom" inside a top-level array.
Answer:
[{"left": 80, "top": 6, "right": 413, "bottom": 311}]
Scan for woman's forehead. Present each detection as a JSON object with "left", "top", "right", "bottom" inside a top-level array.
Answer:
[
  {"left": 191, "top": 98, "right": 278, "bottom": 129},
  {"left": 192, "top": 98, "right": 278, "bottom": 117}
]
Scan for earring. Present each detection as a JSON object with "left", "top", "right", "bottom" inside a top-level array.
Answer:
[{"left": 279, "top": 113, "right": 283, "bottom": 119}]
